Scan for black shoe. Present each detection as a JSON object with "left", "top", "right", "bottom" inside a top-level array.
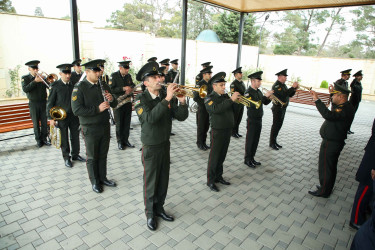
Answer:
[
  {"left": 308, "top": 190, "right": 329, "bottom": 198},
  {"left": 72, "top": 155, "right": 86, "bottom": 162},
  {"left": 251, "top": 159, "right": 261, "bottom": 166},
  {"left": 65, "top": 159, "right": 73, "bottom": 168},
  {"left": 347, "top": 130, "right": 354, "bottom": 134},
  {"left": 207, "top": 183, "right": 219, "bottom": 192},
  {"left": 237, "top": 133, "right": 243, "bottom": 137},
  {"left": 100, "top": 179, "right": 116, "bottom": 187},
  {"left": 37, "top": 141, "right": 43, "bottom": 148},
  {"left": 275, "top": 142, "right": 282, "bottom": 148},
  {"left": 203, "top": 143, "right": 210, "bottom": 150},
  {"left": 197, "top": 143, "right": 207, "bottom": 151},
  {"left": 125, "top": 141, "right": 135, "bottom": 148},
  {"left": 156, "top": 211, "right": 174, "bottom": 222},
  {"left": 147, "top": 217, "right": 157, "bottom": 231},
  {"left": 232, "top": 133, "right": 239, "bottom": 138},
  {"left": 170, "top": 132, "right": 175, "bottom": 136},
  {"left": 43, "top": 140, "right": 51, "bottom": 146},
  {"left": 118, "top": 142, "right": 124, "bottom": 150},
  {"left": 244, "top": 160, "right": 256, "bottom": 169},
  {"left": 349, "top": 221, "right": 360, "bottom": 230},
  {"left": 215, "top": 179, "right": 230, "bottom": 185},
  {"left": 270, "top": 144, "right": 279, "bottom": 150},
  {"left": 92, "top": 184, "right": 103, "bottom": 193}
]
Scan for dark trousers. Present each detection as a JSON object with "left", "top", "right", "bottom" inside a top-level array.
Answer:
[
  {"left": 316, "top": 139, "right": 345, "bottom": 196},
  {"left": 232, "top": 103, "right": 244, "bottom": 135},
  {"left": 58, "top": 114, "right": 80, "bottom": 160},
  {"left": 270, "top": 105, "right": 286, "bottom": 145},
  {"left": 142, "top": 141, "right": 170, "bottom": 217},
  {"left": 350, "top": 182, "right": 373, "bottom": 225},
  {"left": 114, "top": 102, "right": 132, "bottom": 144},
  {"left": 207, "top": 128, "right": 231, "bottom": 185},
  {"left": 245, "top": 118, "right": 262, "bottom": 162},
  {"left": 81, "top": 124, "right": 110, "bottom": 185},
  {"left": 349, "top": 101, "right": 360, "bottom": 131},
  {"left": 29, "top": 101, "right": 48, "bottom": 142},
  {"left": 196, "top": 107, "right": 209, "bottom": 145}
]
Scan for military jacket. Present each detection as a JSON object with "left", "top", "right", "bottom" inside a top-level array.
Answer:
[
  {"left": 272, "top": 80, "right": 296, "bottom": 108},
  {"left": 71, "top": 71, "right": 83, "bottom": 86},
  {"left": 230, "top": 79, "right": 246, "bottom": 95},
  {"left": 244, "top": 87, "right": 271, "bottom": 119},
  {"left": 349, "top": 79, "right": 362, "bottom": 104},
  {"left": 167, "top": 69, "right": 179, "bottom": 83},
  {"left": 195, "top": 72, "right": 203, "bottom": 85},
  {"left": 110, "top": 71, "right": 135, "bottom": 99},
  {"left": 316, "top": 99, "right": 354, "bottom": 142},
  {"left": 71, "top": 79, "right": 118, "bottom": 126},
  {"left": 194, "top": 79, "right": 212, "bottom": 109},
  {"left": 21, "top": 74, "right": 48, "bottom": 102},
  {"left": 46, "top": 79, "right": 75, "bottom": 119},
  {"left": 134, "top": 90, "right": 188, "bottom": 145},
  {"left": 205, "top": 91, "right": 234, "bottom": 130},
  {"left": 335, "top": 78, "right": 348, "bottom": 88}
]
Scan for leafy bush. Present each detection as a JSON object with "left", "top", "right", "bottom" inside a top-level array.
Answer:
[
  {"left": 6, "top": 65, "right": 21, "bottom": 98},
  {"left": 320, "top": 80, "right": 328, "bottom": 89}
]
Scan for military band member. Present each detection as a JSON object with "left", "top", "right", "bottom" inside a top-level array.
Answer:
[
  {"left": 134, "top": 62, "right": 188, "bottom": 231},
  {"left": 205, "top": 72, "right": 240, "bottom": 192},
  {"left": 168, "top": 59, "right": 179, "bottom": 83},
  {"left": 71, "top": 59, "right": 118, "bottom": 193},
  {"left": 195, "top": 62, "right": 211, "bottom": 85},
  {"left": 194, "top": 66, "right": 213, "bottom": 150},
  {"left": 269, "top": 69, "right": 298, "bottom": 150},
  {"left": 335, "top": 69, "right": 351, "bottom": 88},
  {"left": 159, "top": 59, "right": 171, "bottom": 83},
  {"left": 308, "top": 83, "right": 354, "bottom": 198},
  {"left": 21, "top": 60, "right": 51, "bottom": 148},
  {"left": 230, "top": 67, "right": 246, "bottom": 138},
  {"left": 147, "top": 57, "right": 157, "bottom": 63},
  {"left": 244, "top": 71, "right": 273, "bottom": 168},
  {"left": 71, "top": 59, "right": 83, "bottom": 85},
  {"left": 46, "top": 63, "right": 85, "bottom": 167},
  {"left": 110, "top": 61, "right": 136, "bottom": 150},
  {"left": 348, "top": 70, "right": 363, "bottom": 134}
]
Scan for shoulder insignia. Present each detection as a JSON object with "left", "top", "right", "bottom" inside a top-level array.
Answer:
[
  {"left": 137, "top": 107, "right": 143, "bottom": 115},
  {"left": 204, "top": 97, "right": 211, "bottom": 103},
  {"left": 244, "top": 93, "right": 249, "bottom": 97},
  {"left": 335, "top": 108, "right": 342, "bottom": 113},
  {"left": 134, "top": 100, "right": 140, "bottom": 106},
  {"left": 72, "top": 95, "right": 77, "bottom": 101},
  {"left": 208, "top": 100, "right": 213, "bottom": 106},
  {"left": 274, "top": 85, "right": 279, "bottom": 89},
  {"left": 21, "top": 78, "right": 25, "bottom": 83},
  {"left": 278, "top": 88, "right": 282, "bottom": 91}
]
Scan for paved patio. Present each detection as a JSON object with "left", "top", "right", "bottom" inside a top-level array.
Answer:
[{"left": 0, "top": 99, "right": 374, "bottom": 250}]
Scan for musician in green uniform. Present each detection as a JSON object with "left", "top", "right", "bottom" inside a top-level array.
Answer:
[
  {"left": 269, "top": 69, "right": 298, "bottom": 150},
  {"left": 230, "top": 67, "right": 246, "bottom": 138},
  {"left": 71, "top": 59, "right": 118, "bottom": 193},
  {"left": 110, "top": 61, "right": 136, "bottom": 150},
  {"left": 159, "top": 59, "right": 171, "bottom": 83},
  {"left": 205, "top": 72, "right": 240, "bottom": 192},
  {"left": 147, "top": 57, "right": 157, "bottom": 63},
  {"left": 70, "top": 59, "right": 83, "bottom": 86},
  {"left": 195, "top": 62, "right": 211, "bottom": 85},
  {"left": 194, "top": 66, "right": 213, "bottom": 150},
  {"left": 134, "top": 62, "right": 188, "bottom": 231},
  {"left": 21, "top": 60, "right": 51, "bottom": 148},
  {"left": 168, "top": 59, "right": 179, "bottom": 83},
  {"left": 47, "top": 63, "right": 85, "bottom": 167},
  {"left": 334, "top": 69, "right": 351, "bottom": 88},
  {"left": 348, "top": 70, "right": 363, "bottom": 134},
  {"left": 244, "top": 71, "right": 273, "bottom": 168},
  {"left": 308, "top": 83, "right": 355, "bottom": 198}
]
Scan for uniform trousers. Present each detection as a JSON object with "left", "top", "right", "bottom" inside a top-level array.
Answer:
[
  {"left": 207, "top": 128, "right": 231, "bottom": 185},
  {"left": 58, "top": 114, "right": 80, "bottom": 160},
  {"left": 142, "top": 141, "right": 170, "bottom": 217},
  {"left": 245, "top": 118, "right": 262, "bottom": 162},
  {"left": 29, "top": 101, "right": 48, "bottom": 143},
  {"left": 81, "top": 123, "right": 110, "bottom": 185},
  {"left": 270, "top": 105, "right": 286, "bottom": 145},
  {"left": 232, "top": 104, "right": 244, "bottom": 135},
  {"left": 114, "top": 102, "right": 132, "bottom": 144},
  {"left": 196, "top": 107, "right": 210, "bottom": 145},
  {"left": 350, "top": 182, "right": 373, "bottom": 225}
]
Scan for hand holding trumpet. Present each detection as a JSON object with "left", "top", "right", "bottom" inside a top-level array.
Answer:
[{"left": 230, "top": 91, "right": 240, "bottom": 102}]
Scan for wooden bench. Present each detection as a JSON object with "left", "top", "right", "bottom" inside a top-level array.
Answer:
[
  {"left": 0, "top": 103, "right": 34, "bottom": 133},
  {"left": 289, "top": 89, "right": 331, "bottom": 107}
]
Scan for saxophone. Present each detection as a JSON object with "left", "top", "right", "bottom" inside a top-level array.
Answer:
[
  {"left": 114, "top": 82, "right": 143, "bottom": 109},
  {"left": 49, "top": 107, "right": 67, "bottom": 149}
]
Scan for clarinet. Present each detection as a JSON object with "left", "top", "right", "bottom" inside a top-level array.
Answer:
[{"left": 98, "top": 76, "right": 116, "bottom": 125}]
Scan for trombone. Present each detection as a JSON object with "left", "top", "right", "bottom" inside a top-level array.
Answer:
[
  {"left": 229, "top": 91, "right": 261, "bottom": 109},
  {"left": 35, "top": 71, "right": 58, "bottom": 89},
  {"left": 161, "top": 83, "right": 207, "bottom": 98},
  {"left": 287, "top": 81, "right": 312, "bottom": 91},
  {"left": 262, "top": 87, "right": 286, "bottom": 107}
]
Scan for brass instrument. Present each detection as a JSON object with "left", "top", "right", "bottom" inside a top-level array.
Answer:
[
  {"left": 35, "top": 71, "right": 58, "bottom": 89},
  {"left": 287, "top": 81, "right": 312, "bottom": 91},
  {"left": 161, "top": 83, "right": 207, "bottom": 98},
  {"left": 49, "top": 106, "right": 67, "bottom": 149},
  {"left": 229, "top": 92, "right": 261, "bottom": 109},
  {"left": 262, "top": 87, "right": 286, "bottom": 107},
  {"left": 114, "top": 82, "right": 143, "bottom": 109}
]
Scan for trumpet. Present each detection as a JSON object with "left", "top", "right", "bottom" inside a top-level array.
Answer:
[
  {"left": 161, "top": 83, "right": 207, "bottom": 98},
  {"left": 35, "top": 71, "right": 58, "bottom": 89},
  {"left": 262, "top": 87, "right": 286, "bottom": 107},
  {"left": 287, "top": 81, "right": 312, "bottom": 91},
  {"left": 49, "top": 106, "right": 67, "bottom": 149},
  {"left": 229, "top": 91, "right": 261, "bottom": 109}
]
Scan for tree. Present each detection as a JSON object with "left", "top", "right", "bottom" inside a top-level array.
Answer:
[
  {"left": 34, "top": 6, "right": 44, "bottom": 17},
  {"left": 61, "top": 9, "right": 81, "bottom": 20},
  {"left": 0, "top": 0, "right": 16, "bottom": 13},
  {"left": 213, "top": 12, "right": 260, "bottom": 45},
  {"left": 187, "top": 1, "right": 219, "bottom": 40}
]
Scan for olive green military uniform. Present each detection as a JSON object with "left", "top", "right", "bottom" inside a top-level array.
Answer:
[
  {"left": 71, "top": 71, "right": 83, "bottom": 86},
  {"left": 314, "top": 99, "right": 354, "bottom": 196},
  {"left": 110, "top": 71, "right": 135, "bottom": 144},
  {"left": 167, "top": 69, "right": 179, "bottom": 83},
  {"left": 135, "top": 89, "right": 188, "bottom": 217},
  {"left": 350, "top": 78, "right": 362, "bottom": 113},
  {"left": 244, "top": 87, "right": 271, "bottom": 162},
  {"left": 270, "top": 81, "right": 296, "bottom": 146},
  {"left": 230, "top": 79, "right": 246, "bottom": 136},
  {"left": 195, "top": 72, "right": 203, "bottom": 85},
  {"left": 47, "top": 79, "right": 80, "bottom": 160},
  {"left": 71, "top": 79, "right": 118, "bottom": 185},
  {"left": 205, "top": 91, "right": 234, "bottom": 185},
  {"left": 21, "top": 74, "right": 48, "bottom": 144},
  {"left": 194, "top": 79, "right": 212, "bottom": 146},
  {"left": 335, "top": 78, "right": 348, "bottom": 88}
]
